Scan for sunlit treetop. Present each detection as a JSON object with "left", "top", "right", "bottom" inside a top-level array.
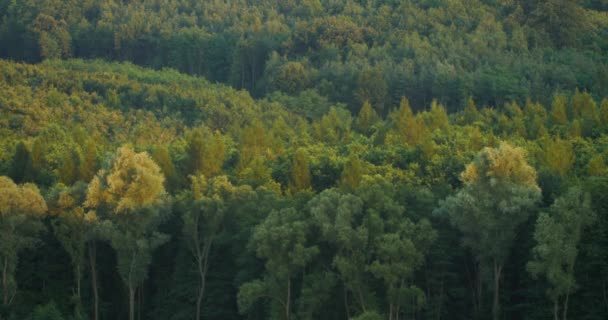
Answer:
[
  {"left": 0, "top": 176, "right": 47, "bottom": 217},
  {"left": 461, "top": 142, "right": 539, "bottom": 191},
  {"left": 85, "top": 146, "right": 165, "bottom": 214}
]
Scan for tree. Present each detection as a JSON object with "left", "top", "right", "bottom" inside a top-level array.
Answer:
[
  {"left": 48, "top": 174, "right": 111, "bottom": 320},
  {"left": 340, "top": 156, "right": 364, "bottom": 191},
  {"left": 358, "top": 179, "right": 437, "bottom": 320},
  {"left": 8, "top": 142, "right": 33, "bottom": 183},
  {"left": 79, "top": 138, "right": 98, "bottom": 183},
  {"left": 528, "top": 187, "right": 595, "bottom": 320},
  {"left": 309, "top": 189, "right": 371, "bottom": 316},
  {"left": 187, "top": 127, "right": 226, "bottom": 178},
  {"left": 48, "top": 182, "right": 97, "bottom": 319},
  {"left": 355, "top": 68, "right": 388, "bottom": 115},
  {"left": 238, "top": 207, "right": 319, "bottom": 320},
  {"left": 551, "top": 94, "right": 568, "bottom": 126},
  {"left": 84, "top": 146, "right": 169, "bottom": 320},
  {"left": 526, "top": 0, "right": 594, "bottom": 47},
  {"left": 600, "top": 98, "right": 608, "bottom": 128},
  {"left": 388, "top": 97, "right": 426, "bottom": 146},
  {"left": 290, "top": 148, "right": 312, "bottom": 193},
  {"left": 355, "top": 101, "right": 379, "bottom": 135},
  {"left": 181, "top": 175, "right": 244, "bottom": 320},
  {"left": 542, "top": 137, "right": 575, "bottom": 177},
  {"left": 434, "top": 142, "right": 541, "bottom": 320},
  {"left": 0, "top": 176, "right": 47, "bottom": 311},
  {"left": 463, "top": 97, "right": 480, "bottom": 125}
]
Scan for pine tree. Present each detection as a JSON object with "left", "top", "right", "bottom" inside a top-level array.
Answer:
[
  {"left": 551, "top": 94, "right": 569, "bottom": 126},
  {"left": 355, "top": 101, "right": 379, "bottom": 134}
]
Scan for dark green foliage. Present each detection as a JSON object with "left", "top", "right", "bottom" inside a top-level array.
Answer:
[{"left": 0, "top": 1, "right": 607, "bottom": 317}]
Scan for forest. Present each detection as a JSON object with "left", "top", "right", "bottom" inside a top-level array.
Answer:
[{"left": 0, "top": 0, "right": 608, "bottom": 320}]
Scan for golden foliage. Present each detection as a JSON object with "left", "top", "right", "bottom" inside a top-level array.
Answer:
[
  {"left": 85, "top": 146, "right": 165, "bottom": 214},
  {"left": 461, "top": 142, "right": 539, "bottom": 190},
  {"left": 290, "top": 148, "right": 312, "bottom": 192},
  {"left": 542, "top": 137, "right": 575, "bottom": 176},
  {"left": 355, "top": 101, "right": 379, "bottom": 133},
  {"left": 0, "top": 176, "right": 47, "bottom": 217}
]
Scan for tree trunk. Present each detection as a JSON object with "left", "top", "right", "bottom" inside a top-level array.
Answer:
[
  {"left": 138, "top": 283, "right": 143, "bottom": 320},
  {"left": 129, "top": 285, "right": 135, "bottom": 320},
  {"left": 76, "top": 264, "right": 81, "bottom": 299},
  {"left": 194, "top": 226, "right": 214, "bottom": 320},
  {"left": 2, "top": 256, "right": 8, "bottom": 306},
  {"left": 286, "top": 277, "right": 291, "bottom": 320},
  {"left": 89, "top": 243, "right": 99, "bottom": 320},
  {"left": 493, "top": 260, "right": 502, "bottom": 320},
  {"left": 562, "top": 293, "right": 569, "bottom": 320},
  {"left": 553, "top": 299, "right": 559, "bottom": 320},
  {"left": 343, "top": 284, "right": 351, "bottom": 320},
  {"left": 357, "top": 287, "right": 367, "bottom": 312}
]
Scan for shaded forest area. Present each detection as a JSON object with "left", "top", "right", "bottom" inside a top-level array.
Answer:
[{"left": 1, "top": 1, "right": 608, "bottom": 320}]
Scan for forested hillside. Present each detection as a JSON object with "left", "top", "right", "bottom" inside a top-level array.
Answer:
[
  {"left": 1, "top": 1, "right": 608, "bottom": 320},
  {"left": 1, "top": 0, "right": 608, "bottom": 112}
]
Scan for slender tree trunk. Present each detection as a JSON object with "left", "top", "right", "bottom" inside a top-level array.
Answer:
[
  {"left": 74, "top": 263, "right": 82, "bottom": 319},
  {"left": 389, "top": 303, "right": 394, "bottom": 320},
  {"left": 493, "top": 260, "right": 502, "bottom": 320},
  {"left": 343, "top": 284, "right": 351, "bottom": 320},
  {"left": 438, "top": 275, "right": 445, "bottom": 320},
  {"left": 286, "top": 278, "right": 291, "bottom": 320},
  {"left": 89, "top": 243, "right": 99, "bottom": 320},
  {"left": 2, "top": 256, "right": 8, "bottom": 306},
  {"left": 357, "top": 287, "right": 367, "bottom": 312},
  {"left": 138, "top": 283, "right": 143, "bottom": 320},
  {"left": 603, "top": 281, "right": 608, "bottom": 314},
  {"left": 196, "top": 240, "right": 212, "bottom": 320},
  {"left": 129, "top": 285, "right": 135, "bottom": 320},
  {"left": 562, "top": 293, "right": 569, "bottom": 320},
  {"left": 553, "top": 299, "right": 559, "bottom": 320},
  {"left": 76, "top": 264, "right": 81, "bottom": 299}
]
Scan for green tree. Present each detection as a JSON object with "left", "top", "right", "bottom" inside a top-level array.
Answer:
[
  {"left": 181, "top": 175, "right": 245, "bottom": 320},
  {"left": 435, "top": 142, "right": 541, "bottom": 320},
  {"left": 528, "top": 187, "right": 595, "bottom": 320},
  {"left": 8, "top": 142, "right": 33, "bottom": 183},
  {"left": 309, "top": 189, "right": 371, "bottom": 316},
  {"left": 48, "top": 182, "right": 96, "bottom": 319},
  {"left": 238, "top": 207, "right": 319, "bottom": 320}
]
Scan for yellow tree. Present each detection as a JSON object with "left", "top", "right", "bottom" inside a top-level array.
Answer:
[
  {"left": 542, "top": 137, "right": 575, "bottom": 177},
  {"left": 290, "top": 148, "right": 312, "bottom": 193},
  {"left": 388, "top": 97, "right": 426, "bottom": 146},
  {"left": 551, "top": 94, "right": 569, "bottom": 126},
  {"left": 85, "top": 146, "right": 169, "bottom": 320},
  {"left": 355, "top": 101, "right": 379, "bottom": 134},
  {"left": 0, "top": 176, "right": 47, "bottom": 308},
  {"left": 600, "top": 98, "right": 608, "bottom": 128},
  {"left": 187, "top": 127, "right": 226, "bottom": 178}
]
